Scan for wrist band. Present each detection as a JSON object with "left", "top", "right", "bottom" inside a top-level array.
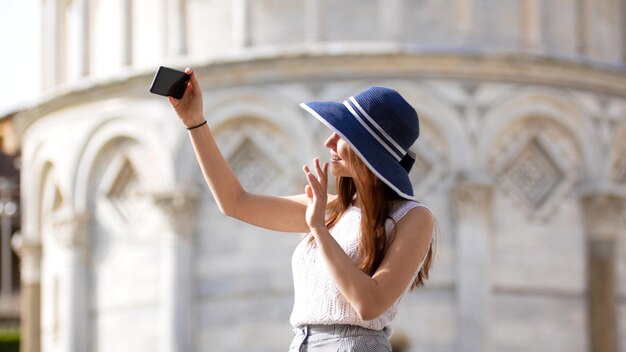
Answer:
[{"left": 186, "top": 120, "right": 207, "bottom": 130}]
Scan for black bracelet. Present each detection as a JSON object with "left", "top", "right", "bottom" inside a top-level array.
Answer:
[{"left": 186, "top": 120, "right": 207, "bottom": 130}]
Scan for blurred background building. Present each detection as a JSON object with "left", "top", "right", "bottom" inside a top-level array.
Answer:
[{"left": 0, "top": 0, "right": 625, "bottom": 351}]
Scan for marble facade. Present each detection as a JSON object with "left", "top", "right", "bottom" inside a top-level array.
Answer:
[{"left": 5, "top": 1, "right": 626, "bottom": 351}]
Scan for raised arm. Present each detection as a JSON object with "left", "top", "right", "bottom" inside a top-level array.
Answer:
[{"left": 169, "top": 68, "right": 311, "bottom": 233}]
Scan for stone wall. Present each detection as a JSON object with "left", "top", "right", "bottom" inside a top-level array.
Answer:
[
  {"left": 13, "top": 0, "right": 626, "bottom": 348},
  {"left": 42, "top": 0, "right": 626, "bottom": 89}
]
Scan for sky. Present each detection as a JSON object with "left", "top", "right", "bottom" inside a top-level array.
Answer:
[{"left": 0, "top": 0, "right": 41, "bottom": 117}]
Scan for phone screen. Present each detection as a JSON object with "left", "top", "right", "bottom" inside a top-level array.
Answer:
[{"left": 149, "top": 66, "right": 191, "bottom": 99}]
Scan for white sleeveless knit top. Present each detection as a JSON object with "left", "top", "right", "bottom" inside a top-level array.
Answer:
[{"left": 290, "top": 200, "right": 431, "bottom": 330}]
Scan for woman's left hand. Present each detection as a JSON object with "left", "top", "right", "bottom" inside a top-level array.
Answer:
[{"left": 303, "top": 157, "right": 329, "bottom": 232}]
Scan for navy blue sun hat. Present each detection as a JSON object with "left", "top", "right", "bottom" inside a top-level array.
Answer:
[{"left": 300, "top": 86, "right": 419, "bottom": 200}]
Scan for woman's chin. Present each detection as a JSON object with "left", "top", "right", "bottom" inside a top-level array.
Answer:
[{"left": 329, "top": 166, "right": 350, "bottom": 178}]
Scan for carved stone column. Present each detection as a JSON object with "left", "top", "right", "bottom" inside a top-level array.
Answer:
[
  {"left": 581, "top": 194, "right": 623, "bottom": 352},
  {"left": 50, "top": 211, "right": 89, "bottom": 352},
  {"left": 43, "top": 0, "right": 61, "bottom": 89},
  {"left": 452, "top": 179, "right": 494, "bottom": 352},
  {"left": 66, "top": 0, "right": 90, "bottom": 78},
  {"left": 455, "top": 0, "right": 474, "bottom": 44},
  {"left": 77, "top": 0, "right": 90, "bottom": 76},
  {"left": 306, "top": 0, "right": 320, "bottom": 43},
  {"left": 521, "top": 0, "right": 542, "bottom": 53},
  {"left": 165, "top": 0, "right": 187, "bottom": 57},
  {"left": 232, "top": 0, "right": 251, "bottom": 48},
  {"left": 11, "top": 232, "right": 42, "bottom": 352},
  {"left": 378, "top": 0, "right": 403, "bottom": 41},
  {"left": 151, "top": 191, "right": 198, "bottom": 352},
  {"left": 121, "top": 0, "right": 133, "bottom": 66},
  {"left": 577, "top": 0, "right": 591, "bottom": 57}
]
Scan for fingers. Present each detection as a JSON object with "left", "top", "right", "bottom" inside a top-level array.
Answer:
[
  {"left": 171, "top": 67, "right": 195, "bottom": 103},
  {"left": 303, "top": 165, "right": 323, "bottom": 196},
  {"left": 313, "top": 158, "right": 329, "bottom": 189},
  {"left": 168, "top": 96, "right": 180, "bottom": 107},
  {"left": 187, "top": 67, "right": 201, "bottom": 95},
  {"left": 303, "top": 158, "right": 330, "bottom": 200}
]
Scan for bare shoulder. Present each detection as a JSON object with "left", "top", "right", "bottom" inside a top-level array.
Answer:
[
  {"left": 394, "top": 205, "right": 435, "bottom": 240},
  {"left": 408, "top": 205, "right": 434, "bottom": 222}
]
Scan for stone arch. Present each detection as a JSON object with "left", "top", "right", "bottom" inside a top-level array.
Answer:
[
  {"left": 72, "top": 117, "right": 166, "bottom": 351},
  {"left": 212, "top": 116, "right": 301, "bottom": 194},
  {"left": 482, "top": 92, "right": 586, "bottom": 219},
  {"left": 21, "top": 113, "right": 95, "bottom": 351},
  {"left": 73, "top": 115, "right": 173, "bottom": 213},
  {"left": 174, "top": 87, "right": 317, "bottom": 194},
  {"left": 38, "top": 161, "right": 63, "bottom": 351},
  {"left": 23, "top": 136, "right": 68, "bottom": 239},
  {"left": 27, "top": 158, "right": 67, "bottom": 351},
  {"left": 479, "top": 88, "right": 592, "bottom": 176}
]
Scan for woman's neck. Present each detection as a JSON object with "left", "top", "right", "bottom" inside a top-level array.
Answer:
[{"left": 352, "top": 195, "right": 363, "bottom": 208}]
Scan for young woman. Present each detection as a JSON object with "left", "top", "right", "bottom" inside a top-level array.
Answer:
[{"left": 169, "top": 68, "right": 435, "bottom": 352}]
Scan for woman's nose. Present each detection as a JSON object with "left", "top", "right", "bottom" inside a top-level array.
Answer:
[{"left": 324, "top": 133, "right": 338, "bottom": 149}]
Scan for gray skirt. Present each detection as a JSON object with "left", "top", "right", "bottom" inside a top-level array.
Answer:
[{"left": 289, "top": 324, "right": 392, "bottom": 352}]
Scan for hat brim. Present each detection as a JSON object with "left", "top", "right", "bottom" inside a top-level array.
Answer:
[{"left": 300, "top": 101, "right": 415, "bottom": 200}]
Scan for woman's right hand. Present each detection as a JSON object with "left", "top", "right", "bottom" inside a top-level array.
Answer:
[{"left": 168, "top": 68, "right": 205, "bottom": 128}]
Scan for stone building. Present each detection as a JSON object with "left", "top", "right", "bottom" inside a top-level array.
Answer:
[{"left": 2, "top": 0, "right": 626, "bottom": 352}]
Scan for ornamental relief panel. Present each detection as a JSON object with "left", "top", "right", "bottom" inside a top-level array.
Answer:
[
  {"left": 95, "top": 148, "right": 158, "bottom": 239},
  {"left": 488, "top": 117, "right": 582, "bottom": 220},
  {"left": 502, "top": 138, "right": 564, "bottom": 209},
  {"left": 228, "top": 138, "right": 281, "bottom": 192},
  {"left": 40, "top": 170, "right": 75, "bottom": 248},
  {"left": 213, "top": 118, "right": 299, "bottom": 195}
]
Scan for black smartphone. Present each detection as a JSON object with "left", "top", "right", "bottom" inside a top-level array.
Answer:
[{"left": 149, "top": 66, "right": 191, "bottom": 99}]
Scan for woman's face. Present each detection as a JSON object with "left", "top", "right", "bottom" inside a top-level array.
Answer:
[{"left": 324, "top": 132, "right": 352, "bottom": 177}]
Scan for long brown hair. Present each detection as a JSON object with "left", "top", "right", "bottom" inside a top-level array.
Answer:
[{"left": 311, "top": 148, "right": 435, "bottom": 290}]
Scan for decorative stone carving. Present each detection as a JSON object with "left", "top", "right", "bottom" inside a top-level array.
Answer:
[
  {"left": 151, "top": 190, "right": 199, "bottom": 238},
  {"left": 215, "top": 119, "right": 296, "bottom": 194},
  {"left": 228, "top": 138, "right": 280, "bottom": 192},
  {"left": 580, "top": 194, "right": 624, "bottom": 241},
  {"left": 503, "top": 138, "right": 564, "bottom": 208},
  {"left": 489, "top": 117, "right": 581, "bottom": 220},
  {"left": 97, "top": 153, "right": 156, "bottom": 237},
  {"left": 49, "top": 210, "right": 88, "bottom": 248},
  {"left": 103, "top": 157, "right": 148, "bottom": 225},
  {"left": 453, "top": 178, "right": 494, "bottom": 218}
]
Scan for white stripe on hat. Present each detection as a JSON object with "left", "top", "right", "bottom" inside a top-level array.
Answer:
[
  {"left": 343, "top": 101, "right": 403, "bottom": 161},
  {"left": 349, "top": 96, "right": 406, "bottom": 158}
]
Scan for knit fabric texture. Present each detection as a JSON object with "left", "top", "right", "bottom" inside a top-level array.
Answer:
[{"left": 290, "top": 200, "right": 431, "bottom": 330}]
